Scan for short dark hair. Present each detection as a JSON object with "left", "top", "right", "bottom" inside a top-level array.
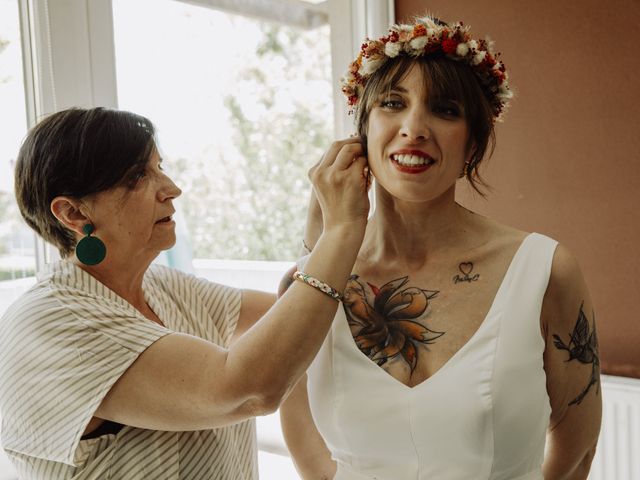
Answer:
[
  {"left": 15, "top": 107, "right": 157, "bottom": 256},
  {"left": 355, "top": 55, "right": 496, "bottom": 195}
]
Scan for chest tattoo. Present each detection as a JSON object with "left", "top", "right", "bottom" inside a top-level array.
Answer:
[
  {"left": 452, "top": 262, "right": 480, "bottom": 284},
  {"left": 342, "top": 275, "right": 444, "bottom": 373},
  {"left": 552, "top": 302, "right": 600, "bottom": 406}
]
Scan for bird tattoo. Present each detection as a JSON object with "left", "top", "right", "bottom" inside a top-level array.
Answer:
[{"left": 552, "top": 302, "right": 600, "bottom": 406}]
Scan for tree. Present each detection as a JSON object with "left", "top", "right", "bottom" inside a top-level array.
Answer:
[{"left": 173, "top": 21, "right": 333, "bottom": 261}]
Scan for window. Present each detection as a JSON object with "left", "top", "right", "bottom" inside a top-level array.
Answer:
[
  {"left": 0, "top": 0, "right": 35, "bottom": 309},
  {"left": 112, "top": 0, "right": 333, "bottom": 264},
  {"left": 0, "top": 2, "right": 37, "bottom": 477}
]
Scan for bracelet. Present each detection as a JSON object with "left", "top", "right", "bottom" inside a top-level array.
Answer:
[{"left": 292, "top": 271, "right": 342, "bottom": 302}]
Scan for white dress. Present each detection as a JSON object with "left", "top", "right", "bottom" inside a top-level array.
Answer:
[{"left": 306, "top": 233, "right": 557, "bottom": 480}]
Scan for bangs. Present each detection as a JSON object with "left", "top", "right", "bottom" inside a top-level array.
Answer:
[{"left": 358, "top": 55, "right": 470, "bottom": 119}]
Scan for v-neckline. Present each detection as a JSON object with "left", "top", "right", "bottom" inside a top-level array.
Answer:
[{"left": 339, "top": 232, "right": 535, "bottom": 391}]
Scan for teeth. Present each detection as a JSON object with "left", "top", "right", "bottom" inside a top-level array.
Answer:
[{"left": 392, "top": 154, "right": 432, "bottom": 166}]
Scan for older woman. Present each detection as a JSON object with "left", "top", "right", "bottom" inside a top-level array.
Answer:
[
  {"left": 0, "top": 107, "right": 369, "bottom": 479},
  {"left": 280, "top": 16, "right": 601, "bottom": 480}
]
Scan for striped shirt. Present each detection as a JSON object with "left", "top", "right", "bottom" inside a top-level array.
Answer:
[{"left": 0, "top": 260, "right": 257, "bottom": 479}]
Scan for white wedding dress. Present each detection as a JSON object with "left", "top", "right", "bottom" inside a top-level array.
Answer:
[{"left": 306, "top": 233, "right": 556, "bottom": 480}]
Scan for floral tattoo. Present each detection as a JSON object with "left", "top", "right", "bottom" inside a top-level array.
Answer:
[
  {"left": 552, "top": 302, "right": 600, "bottom": 406},
  {"left": 342, "top": 275, "right": 444, "bottom": 373}
]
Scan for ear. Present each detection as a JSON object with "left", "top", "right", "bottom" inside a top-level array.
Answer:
[{"left": 50, "top": 196, "right": 91, "bottom": 236}]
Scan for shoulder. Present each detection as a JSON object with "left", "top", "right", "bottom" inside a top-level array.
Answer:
[
  {"left": 1, "top": 280, "right": 67, "bottom": 332},
  {"left": 467, "top": 214, "right": 529, "bottom": 253},
  {"left": 545, "top": 243, "right": 588, "bottom": 308},
  {"left": 541, "top": 242, "right": 593, "bottom": 338}
]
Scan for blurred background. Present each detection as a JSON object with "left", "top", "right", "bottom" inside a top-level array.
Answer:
[{"left": 0, "top": 1, "right": 638, "bottom": 478}]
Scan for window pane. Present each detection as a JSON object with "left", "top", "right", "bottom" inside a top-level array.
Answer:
[
  {"left": 0, "top": 2, "right": 35, "bottom": 477},
  {"left": 112, "top": 0, "right": 334, "bottom": 262},
  {"left": 0, "top": 0, "right": 36, "bottom": 300}
]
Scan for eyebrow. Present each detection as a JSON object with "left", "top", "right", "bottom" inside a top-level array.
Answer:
[{"left": 386, "top": 86, "right": 408, "bottom": 94}]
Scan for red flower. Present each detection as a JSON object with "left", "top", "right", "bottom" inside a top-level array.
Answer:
[{"left": 441, "top": 38, "right": 459, "bottom": 54}]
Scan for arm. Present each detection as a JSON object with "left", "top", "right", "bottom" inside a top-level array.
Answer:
[
  {"left": 95, "top": 138, "right": 369, "bottom": 431},
  {"left": 278, "top": 265, "right": 336, "bottom": 479},
  {"left": 229, "top": 289, "right": 276, "bottom": 346},
  {"left": 541, "top": 244, "right": 602, "bottom": 479},
  {"left": 302, "top": 189, "right": 323, "bottom": 254},
  {"left": 280, "top": 375, "right": 336, "bottom": 480}
]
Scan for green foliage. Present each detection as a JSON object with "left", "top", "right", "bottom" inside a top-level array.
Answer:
[{"left": 174, "top": 22, "right": 333, "bottom": 261}]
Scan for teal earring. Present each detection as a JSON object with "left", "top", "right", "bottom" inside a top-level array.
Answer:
[{"left": 75, "top": 224, "right": 106, "bottom": 266}]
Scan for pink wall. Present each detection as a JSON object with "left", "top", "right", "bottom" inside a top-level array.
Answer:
[{"left": 396, "top": 0, "right": 640, "bottom": 377}]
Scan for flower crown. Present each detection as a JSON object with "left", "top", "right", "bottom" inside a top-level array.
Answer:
[{"left": 341, "top": 16, "right": 512, "bottom": 120}]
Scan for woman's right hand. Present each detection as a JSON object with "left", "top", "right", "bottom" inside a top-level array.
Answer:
[{"left": 308, "top": 137, "right": 369, "bottom": 233}]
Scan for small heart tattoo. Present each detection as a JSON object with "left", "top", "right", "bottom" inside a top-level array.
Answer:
[{"left": 453, "top": 262, "right": 480, "bottom": 284}]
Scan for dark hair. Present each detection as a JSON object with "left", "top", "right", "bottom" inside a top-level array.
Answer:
[
  {"left": 15, "top": 107, "right": 157, "bottom": 256},
  {"left": 355, "top": 54, "right": 496, "bottom": 195}
]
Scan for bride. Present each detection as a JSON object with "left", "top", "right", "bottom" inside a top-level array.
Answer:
[{"left": 279, "top": 15, "right": 601, "bottom": 480}]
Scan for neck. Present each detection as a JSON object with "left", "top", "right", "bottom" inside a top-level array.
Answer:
[
  {"left": 72, "top": 255, "right": 153, "bottom": 312},
  {"left": 361, "top": 185, "right": 478, "bottom": 268}
]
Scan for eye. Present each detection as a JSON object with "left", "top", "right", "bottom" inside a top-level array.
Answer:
[
  {"left": 379, "top": 97, "right": 405, "bottom": 110},
  {"left": 124, "top": 168, "right": 148, "bottom": 188},
  {"left": 432, "top": 102, "right": 462, "bottom": 118},
  {"left": 133, "top": 169, "right": 147, "bottom": 180}
]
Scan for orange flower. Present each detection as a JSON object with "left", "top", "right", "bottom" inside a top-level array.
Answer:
[{"left": 343, "top": 276, "right": 443, "bottom": 372}]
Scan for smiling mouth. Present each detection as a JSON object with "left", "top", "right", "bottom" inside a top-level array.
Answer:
[{"left": 390, "top": 153, "right": 436, "bottom": 167}]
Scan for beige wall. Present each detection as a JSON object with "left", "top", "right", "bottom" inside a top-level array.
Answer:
[{"left": 395, "top": 0, "right": 640, "bottom": 377}]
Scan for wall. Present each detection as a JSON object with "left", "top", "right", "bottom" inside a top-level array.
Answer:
[{"left": 395, "top": 0, "right": 640, "bottom": 377}]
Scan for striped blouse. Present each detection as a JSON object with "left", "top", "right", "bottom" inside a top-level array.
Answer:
[{"left": 0, "top": 260, "right": 257, "bottom": 479}]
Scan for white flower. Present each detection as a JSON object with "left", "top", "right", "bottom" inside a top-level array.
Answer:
[
  {"left": 408, "top": 36, "right": 428, "bottom": 53},
  {"left": 384, "top": 41, "right": 403, "bottom": 58},
  {"left": 456, "top": 42, "right": 469, "bottom": 56},
  {"left": 468, "top": 40, "right": 478, "bottom": 51},
  {"left": 360, "top": 56, "right": 385, "bottom": 75},
  {"left": 472, "top": 50, "right": 486, "bottom": 65}
]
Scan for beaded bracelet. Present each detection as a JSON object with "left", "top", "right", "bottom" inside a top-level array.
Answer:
[{"left": 292, "top": 271, "right": 342, "bottom": 302}]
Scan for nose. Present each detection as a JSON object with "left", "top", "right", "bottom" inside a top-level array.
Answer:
[
  {"left": 399, "top": 105, "right": 431, "bottom": 142},
  {"left": 158, "top": 174, "right": 182, "bottom": 201}
]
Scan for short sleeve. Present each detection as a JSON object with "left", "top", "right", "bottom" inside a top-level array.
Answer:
[
  {"left": 0, "top": 284, "right": 170, "bottom": 466},
  {"left": 144, "top": 265, "right": 242, "bottom": 348},
  {"left": 184, "top": 273, "right": 242, "bottom": 347}
]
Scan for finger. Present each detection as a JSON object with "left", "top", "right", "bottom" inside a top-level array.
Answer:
[
  {"left": 319, "top": 137, "right": 363, "bottom": 169},
  {"left": 333, "top": 143, "right": 365, "bottom": 170}
]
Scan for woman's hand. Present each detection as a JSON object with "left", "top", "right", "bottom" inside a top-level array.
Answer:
[{"left": 308, "top": 137, "right": 369, "bottom": 233}]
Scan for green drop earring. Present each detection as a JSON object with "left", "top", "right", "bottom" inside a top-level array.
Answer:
[{"left": 75, "top": 224, "right": 106, "bottom": 266}]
